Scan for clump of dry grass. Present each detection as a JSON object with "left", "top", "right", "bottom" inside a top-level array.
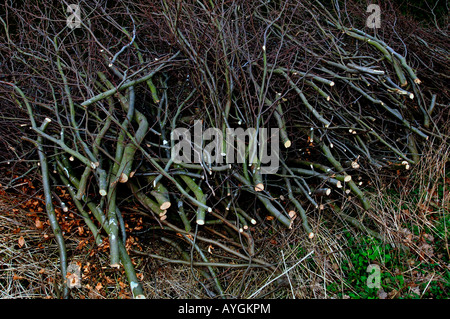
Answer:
[
  {"left": 367, "top": 134, "right": 449, "bottom": 256},
  {"left": 0, "top": 200, "right": 58, "bottom": 298}
]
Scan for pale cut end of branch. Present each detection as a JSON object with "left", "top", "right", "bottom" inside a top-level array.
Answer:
[
  {"left": 330, "top": 81, "right": 335, "bottom": 87},
  {"left": 91, "top": 162, "right": 99, "bottom": 169},
  {"left": 251, "top": 219, "right": 257, "bottom": 225},
  {"left": 243, "top": 225, "right": 249, "bottom": 230},
  {"left": 61, "top": 202, "right": 69, "bottom": 212},
  {"left": 308, "top": 232, "right": 315, "bottom": 239},
  {"left": 160, "top": 214, "right": 167, "bottom": 221},
  {"left": 110, "top": 263, "right": 120, "bottom": 269},
  {"left": 402, "top": 161, "right": 410, "bottom": 170},
  {"left": 134, "top": 295, "right": 146, "bottom": 299},
  {"left": 207, "top": 207, "right": 212, "bottom": 212},
  {"left": 336, "top": 181, "right": 343, "bottom": 188},
  {"left": 99, "top": 189, "right": 107, "bottom": 196},
  {"left": 254, "top": 183, "right": 265, "bottom": 192},
  {"left": 159, "top": 201, "right": 171, "bottom": 210},
  {"left": 344, "top": 175, "right": 352, "bottom": 182},
  {"left": 314, "top": 188, "right": 331, "bottom": 196},
  {"left": 197, "top": 219, "right": 205, "bottom": 225},
  {"left": 119, "top": 172, "right": 128, "bottom": 183},
  {"left": 284, "top": 140, "right": 292, "bottom": 148},
  {"left": 159, "top": 210, "right": 167, "bottom": 217},
  {"left": 288, "top": 210, "right": 297, "bottom": 220},
  {"left": 414, "top": 78, "right": 422, "bottom": 85}
]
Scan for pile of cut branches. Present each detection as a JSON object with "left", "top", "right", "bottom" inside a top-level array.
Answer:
[{"left": 0, "top": 0, "right": 448, "bottom": 298}]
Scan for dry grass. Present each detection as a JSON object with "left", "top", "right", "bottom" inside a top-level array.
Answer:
[{"left": 0, "top": 200, "right": 59, "bottom": 298}]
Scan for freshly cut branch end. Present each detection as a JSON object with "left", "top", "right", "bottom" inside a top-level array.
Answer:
[
  {"left": 159, "top": 210, "right": 167, "bottom": 217},
  {"left": 159, "top": 201, "right": 171, "bottom": 210},
  {"left": 288, "top": 210, "right": 297, "bottom": 219},
  {"left": 254, "top": 183, "right": 265, "bottom": 192},
  {"left": 314, "top": 188, "right": 331, "bottom": 196},
  {"left": 402, "top": 161, "right": 411, "bottom": 170},
  {"left": 61, "top": 202, "right": 69, "bottom": 212},
  {"left": 119, "top": 173, "right": 128, "bottom": 183}
]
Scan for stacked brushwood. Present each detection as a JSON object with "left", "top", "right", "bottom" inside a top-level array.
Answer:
[{"left": 0, "top": 0, "right": 448, "bottom": 298}]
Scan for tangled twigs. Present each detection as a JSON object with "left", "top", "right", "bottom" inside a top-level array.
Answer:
[{"left": 1, "top": 0, "right": 448, "bottom": 298}]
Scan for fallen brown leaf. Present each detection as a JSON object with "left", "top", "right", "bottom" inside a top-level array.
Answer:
[
  {"left": 35, "top": 218, "right": 43, "bottom": 229},
  {"left": 13, "top": 274, "right": 24, "bottom": 280},
  {"left": 18, "top": 236, "right": 25, "bottom": 248}
]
